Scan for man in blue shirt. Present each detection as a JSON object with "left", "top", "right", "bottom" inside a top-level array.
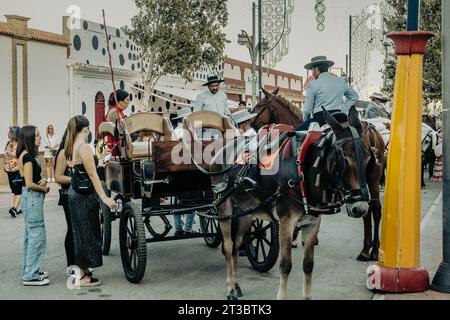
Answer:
[
  {"left": 297, "top": 56, "right": 359, "bottom": 131},
  {"left": 193, "top": 75, "right": 231, "bottom": 139},
  {"left": 193, "top": 75, "right": 230, "bottom": 117}
]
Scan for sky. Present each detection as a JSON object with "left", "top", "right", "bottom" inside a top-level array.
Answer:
[{"left": 0, "top": 0, "right": 384, "bottom": 92}]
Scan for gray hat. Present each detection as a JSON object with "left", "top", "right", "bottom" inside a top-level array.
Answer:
[
  {"left": 173, "top": 107, "right": 192, "bottom": 120},
  {"left": 231, "top": 109, "right": 257, "bottom": 125},
  {"left": 304, "top": 56, "right": 335, "bottom": 70},
  {"left": 370, "top": 92, "right": 389, "bottom": 101}
]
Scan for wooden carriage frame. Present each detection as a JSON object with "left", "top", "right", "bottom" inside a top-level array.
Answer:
[{"left": 98, "top": 111, "right": 280, "bottom": 284}]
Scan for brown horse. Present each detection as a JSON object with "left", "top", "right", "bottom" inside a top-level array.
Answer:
[
  {"left": 252, "top": 88, "right": 385, "bottom": 262},
  {"left": 210, "top": 106, "right": 376, "bottom": 300}
]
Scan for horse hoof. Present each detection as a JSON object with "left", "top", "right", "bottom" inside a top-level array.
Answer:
[
  {"left": 370, "top": 251, "right": 379, "bottom": 262},
  {"left": 235, "top": 284, "right": 243, "bottom": 298},
  {"left": 357, "top": 253, "right": 371, "bottom": 262}
]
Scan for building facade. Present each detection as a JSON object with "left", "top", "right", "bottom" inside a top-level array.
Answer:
[{"left": 1, "top": 14, "right": 304, "bottom": 184}]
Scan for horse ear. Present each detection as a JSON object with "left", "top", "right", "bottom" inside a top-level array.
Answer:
[
  {"left": 322, "top": 107, "right": 344, "bottom": 134},
  {"left": 272, "top": 87, "right": 280, "bottom": 95},
  {"left": 262, "top": 87, "right": 270, "bottom": 98},
  {"left": 348, "top": 105, "right": 363, "bottom": 135}
]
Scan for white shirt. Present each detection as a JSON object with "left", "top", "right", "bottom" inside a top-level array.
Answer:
[
  {"left": 44, "top": 134, "right": 59, "bottom": 158},
  {"left": 193, "top": 90, "right": 231, "bottom": 116},
  {"left": 241, "top": 128, "right": 258, "bottom": 152}
]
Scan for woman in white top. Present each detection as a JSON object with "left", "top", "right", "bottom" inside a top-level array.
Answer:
[{"left": 44, "top": 125, "right": 59, "bottom": 183}]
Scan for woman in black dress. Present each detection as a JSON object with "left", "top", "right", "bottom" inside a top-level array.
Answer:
[
  {"left": 54, "top": 130, "right": 76, "bottom": 268},
  {"left": 65, "top": 116, "right": 116, "bottom": 288}
]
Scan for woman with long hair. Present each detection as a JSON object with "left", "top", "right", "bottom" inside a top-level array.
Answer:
[
  {"left": 65, "top": 116, "right": 116, "bottom": 288},
  {"left": 17, "top": 125, "right": 50, "bottom": 286},
  {"left": 4, "top": 126, "right": 22, "bottom": 217},
  {"left": 43, "top": 124, "right": 59, "bottom": 183},
  {"left": 54, "top": 129, "right": 76, "bottom": 268}
]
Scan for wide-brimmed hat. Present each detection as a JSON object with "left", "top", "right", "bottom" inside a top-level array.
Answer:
[
  {"left": 370, "top": 92, "right": 390, "bottom": 102},
  {"left": 173, "top": 107, "right": 192, "bottom": 120},
  {"left": 203, "top": 75, "right": 225, "bottom": 87},
  {"left": 304, "top": 56, "right": 335, "bottom": 70},
  {"left": 231, "top": 109, "right": 257, "bottom": 125}
]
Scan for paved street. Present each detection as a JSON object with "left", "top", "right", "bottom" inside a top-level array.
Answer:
[{"left": 0, "top": 182, "right": 448, "bottom": 300}]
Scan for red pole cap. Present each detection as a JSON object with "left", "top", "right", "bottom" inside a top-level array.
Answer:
[{"left": 387, "top": 31, "right": 435, "bottom": 55}]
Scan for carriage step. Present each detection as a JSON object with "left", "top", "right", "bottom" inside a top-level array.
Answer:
[{"left": 145, "top": 233, "right": 216, "bottom": 243}]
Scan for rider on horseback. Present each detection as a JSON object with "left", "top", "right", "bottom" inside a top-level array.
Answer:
[{"left": 296, "top": 56, "right": 359, "bottom": 131}]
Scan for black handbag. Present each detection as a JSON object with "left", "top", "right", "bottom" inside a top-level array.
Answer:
[{"left": 71, "top": 165, "right": 94, "bottom": 195}]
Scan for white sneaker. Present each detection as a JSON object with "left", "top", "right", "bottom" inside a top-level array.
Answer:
[
  {"left": 47, "top": 178, "right": 51, "bottom": 183},
  {"left": 23, "top": 276, "right": 50, "bottom": 286},
  {"left": 51, "top": 178, "right": 55, "bottom": 183}
]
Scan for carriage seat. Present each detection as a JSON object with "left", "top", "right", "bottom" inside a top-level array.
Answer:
[
  {"left": 108, "top": 113, "right": 177, "bottom": 160},
  {"left": 183, "top": 111, "right": 238, "bottom": 141},
  {"left": 98, "top": 122, "right": 118, "bottom": 137}
]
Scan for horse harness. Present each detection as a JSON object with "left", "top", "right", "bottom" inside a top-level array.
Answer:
[{"left": 197, "top": 125, "right": 374, "bottom": 222}]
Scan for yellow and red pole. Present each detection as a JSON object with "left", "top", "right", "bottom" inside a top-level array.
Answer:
[{"left": 367, "top": 30, "right": 434, "bottom": 293}]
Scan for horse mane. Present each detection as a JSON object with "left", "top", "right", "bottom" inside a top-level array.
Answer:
[{"left": 273, "top": 95, "right": 303, "bottom": 121}]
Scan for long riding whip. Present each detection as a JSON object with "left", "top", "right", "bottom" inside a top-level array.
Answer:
[{"left": 102, "top": 9, "right": 125, "bottom": 159}]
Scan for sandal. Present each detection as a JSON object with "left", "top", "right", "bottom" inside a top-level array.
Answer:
[{"left": 76, "top": 273, "right": 102, "bottom": 288}]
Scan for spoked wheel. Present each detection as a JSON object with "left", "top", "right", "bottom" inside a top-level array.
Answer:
[
  {"left": 244, "top": 219, "right": 280, "bottom": 272},
  {"left": 119, "top": 202, "right": 147, "bottom": 284},
  {"left": 200, "top": 217, "right": 223, "bottom": 248},
  {"left": 100, "top": 181, "right": 112, "bottom": 256}
]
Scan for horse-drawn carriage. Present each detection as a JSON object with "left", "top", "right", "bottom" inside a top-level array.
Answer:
[{"left": 97, "top": 111, "right": 280, "bottom": 283}]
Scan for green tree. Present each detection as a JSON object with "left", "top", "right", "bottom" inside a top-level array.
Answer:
[
  {"left": 382, "top": 0, "right": 442, "bottom": 104},
  {"left": 123, "top": 0, "right": 230, "bottom": 110}
]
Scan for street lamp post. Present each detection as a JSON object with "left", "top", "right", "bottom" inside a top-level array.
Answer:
[{"left": 238, "top": 3, "right": 258, "bottom": 106}]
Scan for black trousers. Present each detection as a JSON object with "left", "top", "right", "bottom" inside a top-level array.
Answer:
[
  {"left": 59, "top": 193, "right": 76, "bottom": 267},
  {"left": 296, "top": 113, "right": 327, "bottom": 131},
  {"left": 296, "top": 110, "right": 341, "bottom": 131}
]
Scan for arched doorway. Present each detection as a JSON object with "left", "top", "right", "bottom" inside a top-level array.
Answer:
[{"left": 95, "top": 92, "right": 105, "bottom": 135}]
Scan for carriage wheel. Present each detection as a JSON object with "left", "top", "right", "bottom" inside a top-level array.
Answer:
[
  {"left": 244, "top": 219, "right": 280, "bottom": 273},
  {"left": 200, "top": 217, "right": 223, "bottom": 248},
  {"left": 99, "top": 201, "right": 112, "bottom": 256},
  {"left": 100, "top": 181, "right": 112, "bottom": 256},
  {"left": 120, "top": 202, "right": 147, "bottom": 284}
]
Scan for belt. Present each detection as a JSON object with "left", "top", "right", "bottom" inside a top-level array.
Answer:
[{"left": 313, "top": 109, "right": 341, "bottom": 117}]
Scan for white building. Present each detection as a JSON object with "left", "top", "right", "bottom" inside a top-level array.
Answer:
[
  {"left": 0, "top": 15, "right": 70, "bottom": 155},
  {"left": 1, "top": 14, "right": 303, "bottom": 184}
]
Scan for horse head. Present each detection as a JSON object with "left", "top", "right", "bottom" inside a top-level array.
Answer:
[
  {"left": 321, "top": 106, "right": 373, "bottom": 218},
  {"left": 251, "top": 88, "right": 302, "bottom": 130},
  {"left": 251, "top": 88, "right": 279, "bottom": 130}
]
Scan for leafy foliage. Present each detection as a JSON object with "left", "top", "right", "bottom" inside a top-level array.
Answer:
[
  {"left": 382, "top": 0, "right": 442, "bottom": 103},
  {"left": 123, "top": 0, "right": 230, "bottom": 109}
]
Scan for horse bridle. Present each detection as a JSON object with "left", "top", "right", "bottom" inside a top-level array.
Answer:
[
  {"left": 325, "top": 126, "right": 371, "bottom": 204},
  {"left": 252, "top": 97, "right": 276, "bottom": 128}
]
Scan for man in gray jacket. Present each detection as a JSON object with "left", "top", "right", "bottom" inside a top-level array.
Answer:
[
  {"left": 193, "top": 75, "right": 230, "bottom": 139},
  {"left": 365, "top": 92, "right": 390, "bottom": 119},
  {"left": 297, "top": 56, "right": 359, "bottom": 131}
]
